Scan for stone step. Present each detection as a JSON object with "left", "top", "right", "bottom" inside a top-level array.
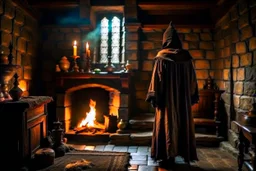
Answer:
[
  {"left": 109, "top": 131, "right": 224, "bottom": 146},
  {"left": 129, "top": 113, "right": 154, "bottom": 130}
]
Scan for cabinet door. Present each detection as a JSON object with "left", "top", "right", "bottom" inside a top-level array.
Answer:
[{"left": 25, "top": 105, "right": 47, "bottom": 158}]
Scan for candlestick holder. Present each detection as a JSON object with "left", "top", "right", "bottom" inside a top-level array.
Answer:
[
  {"left": 71, "top": 55, "right": 80, "bottom": 72},
  {"left": 85, "top": 55, "right": 91, "bottom": 73}
]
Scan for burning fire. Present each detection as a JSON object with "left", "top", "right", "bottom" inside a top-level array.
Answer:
[{"left": 79, "top": 99, "right": 97, "bottom": 127}]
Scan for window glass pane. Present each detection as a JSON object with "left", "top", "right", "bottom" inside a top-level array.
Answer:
[
  {"left": 121, "top": 17, "right": 125, "bottom": 64},
  {"left": 111, "top": 16, "right": 120, "bottom": 63},
  {"left": 100, "top": 17, "right": 109, "bottom": 63}
]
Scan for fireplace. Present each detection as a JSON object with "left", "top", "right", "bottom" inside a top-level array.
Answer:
[{"left": 55, "top": 72, "right": 131, "bottom": 135}]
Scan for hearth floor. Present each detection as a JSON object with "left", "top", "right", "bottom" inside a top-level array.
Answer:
[{"left": 67, "top": 143, "right": 239, "bottom": 171}]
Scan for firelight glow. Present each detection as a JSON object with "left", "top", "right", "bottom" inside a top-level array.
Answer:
[{"left": 79, "top": 99, "right": 96, "bottom": 127}]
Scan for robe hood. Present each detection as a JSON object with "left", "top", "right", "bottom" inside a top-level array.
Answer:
[{"left": 162, "top": 21, "right": 182, "bottom": 49}]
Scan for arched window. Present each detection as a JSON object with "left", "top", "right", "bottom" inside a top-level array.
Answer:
[{"left": 99, "top": 16, "right": 125, "bottom": 64}]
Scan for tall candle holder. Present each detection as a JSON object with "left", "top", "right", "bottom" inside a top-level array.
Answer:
[
  {"left": 71, "top": 55, "right": 80, "bottom": 72},
  {"left": 85, "top": 55, "right": 91, "bottom": 73}
]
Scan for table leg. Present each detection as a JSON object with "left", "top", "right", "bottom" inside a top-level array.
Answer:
[{"left": 238, "top": 130, "right": 244, "bottom": 171}]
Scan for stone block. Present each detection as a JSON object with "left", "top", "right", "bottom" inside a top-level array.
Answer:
[
  {"left": 188, "top": 42, "right": 198, "bottom": 49},
  {"left": 224, "top": 82, "right": 230, "bottom": 93},
  {"left": 142, "top": 60, "right": 153, "bottom": 71},
  {"left": 43, "top": 40, "right": 56, "bottom": 50},
  {"left": 118, "top": 108, "right": 129, "bottom": 120},
  {"left": 216, "top": 39, "right": 225, "bottom": 49},
  {"left": 240, "top": 96, "right": 253, "bottom": 110},
  {"left": 195, "top": 70, "right": 209, "bottom": 79},
  {"left": 194, "top": 60, "right": 210, "bottom": 69},
  {"left": 177, "top": 28, "right": 191, "bottom": 33},
  {"left": 17, "top": 37, "right": 26, "bottom": 53},
  {"left": 13, "top": 23, "right": 21, "bottom": 36},
  {"left": 249, "top": 37, "right": 256, "bottom": 51},
  {"left": 240, "top": 52, "right": 252, "bottom": 66},
  {"left": 200, "top": 33, "right": 212, "bottom": 41},
  {"left": 184, "top": 33, "right": 199, "bottom": 41},
  {"left": 235, "top": 42, "right": 247, "bottom": 54},
  {"left": 214, "top": 70, "right": 223, "bottom": 80},
  {"left": 233, "top": 95, "right": 241, "bottom": 108},
  {"left": 245, "top": 66, "right": 256, "bottom": 81},
  {"left": 182, "top": 41, "right": 189, "bottom": 50},
  {"left": 147, "top": 50, "right": 156, "bottom": 59},
  {"left": 216, "top": 47, "right": 223, "bottom": 58},
  {"left": 238, "top": 12, "right": 249, "bottom": 29},
  {"left": 126, "top": 51, "right": 138, "bottom": 60},
  {"left": 154, "top": 41, "right": 162, "bottom": 49},
  {"left": 0, "top": 31, "right": 11, "bottom": 46},
  {"left": 136, "top": 90, "right": 147, "bottom": 100},
  {"left": 14, "top": 8, "right": 24, "bottom": 25},
  {"left": 126, "top": 41, "right": 138, "bottom": 50},
  {"left": 221, "top": 92, "right": 230, "bottom": 105},
  {"left": 24, "top": 67, "right": 32, "bottom": 80},
  {"left": 4, "top": 0, "right": 14, "bottom": 19},
  {"left": 237, "top": 68, "right": 245, "bottom": 81},
  {"left": 204, "top": 51, "right": 214, "bottom": 59},
  {"left": 141, "top": 41, "right": 154, "bottom": 50},
  {"left": 211, "top": 59, "right": 224, "bottom": 69},
  {"left": 27, "top": 43, "right": 36, "bottom": 55},
  {"left": 57, "top": 42, "right": 72, "bottom": 50},
  {"left": 130, "top": 60, "right": 138, "bottom": 70},
  {"left": 233, "top": 69, "right": 237, "bottom": 81},
  {"left": 223, "top": 69, "right": 229, "bottom": 80},
  {"left": 234, "top": 82, "right": 243, "bottom": 95},
  {"left": 240, "top": 25, "right": 253, "bottom": 41},
  {"left": 144, "top": 32, "right": 162, "bottom": 41},
  {"left": 20, "top": 29, "right": 31, "bottom": 41},
  {"left": 224, "top": 58, "right": 231, "bottom": 68},
  {"left": 244, "top": 82, "right": 256, "bottom": 96},
  {"left": 223, "top": 47, "right": 231, "bottom": 57},
  {"left": 224, "top": 35, "right": 231, "bottom": 47},
  {"left": 189, "top": 50, "right": 204, "bottom": 59},
  {"left": 232, "top": 55, "right": 239, "bottom": 68},
  {"left": 0, "top": 16, "right": 12, "bottom": 33},
  {"left": 193, "top": 28, "right": 201, "bottom": 33},
  {"left": 120, "top": 94, "right": 129, "bottom": 108},
  {"left": 127, "top": 33, "right": 138, "bottom": 41},
  {"left": 135, "top": 82, "right": 148, "bottom": 91},
  {"left": 231, "top": 28, "right": 240, "bottom": 43}
]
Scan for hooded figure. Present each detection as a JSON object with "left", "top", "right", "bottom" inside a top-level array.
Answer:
[{"left": 146, "top": 22, "right": 199, "bottom": 168}]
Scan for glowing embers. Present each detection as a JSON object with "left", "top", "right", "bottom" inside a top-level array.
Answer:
[{"left": 74, "top": 99, "right": 105, "bottom": 134}]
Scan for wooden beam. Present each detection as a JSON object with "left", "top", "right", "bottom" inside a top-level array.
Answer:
[
  {"left": 142, "top": 9, "right": 208, "bottom": 15},
  {"left": 30, "top": 1, "right": 78, "bottom": 8},
  {"left": 138, "top": 1, "right": 216, "bottom": 11},
  {"left": 142, "top": 24, "right": 214, "bottom": 29}
]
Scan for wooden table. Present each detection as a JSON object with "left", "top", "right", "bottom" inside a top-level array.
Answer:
[{"left": 233, "top": 121, "right": 256, "bottom": 171}]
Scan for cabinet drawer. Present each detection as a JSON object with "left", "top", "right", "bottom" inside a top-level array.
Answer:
[{"left": 27, "top": 105, "right": 45, "bottom": 121}]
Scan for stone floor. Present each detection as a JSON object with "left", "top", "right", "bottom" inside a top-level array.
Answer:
[{"left": 68, "top": 143, "right": 239, "bottom": 171}]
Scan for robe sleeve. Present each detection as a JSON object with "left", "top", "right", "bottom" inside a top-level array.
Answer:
[
  {"left": 145, "top": 59, "right": 161, "bottom": 108},
  {"left": 190, "top": 60, "right": 199, "bottom": 105}
]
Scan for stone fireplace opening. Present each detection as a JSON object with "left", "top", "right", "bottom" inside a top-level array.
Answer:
[
  {"left": 69, "top": 85, "right": 120, "bottom": 133},
  {"left": 55, "top": 72, "right": 131, "bottom": 141}
]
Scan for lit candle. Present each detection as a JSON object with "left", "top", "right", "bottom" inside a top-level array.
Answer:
[
  {"left": 73, "top": 40, "right": 77, "bottom": 56},
  {"left": 86, "top": 42, "right": 90, "bottom": 57}
]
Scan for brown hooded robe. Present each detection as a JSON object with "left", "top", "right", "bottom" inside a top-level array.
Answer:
[{"left": 146, "top": 22, "right": 199, "bottom": 162}]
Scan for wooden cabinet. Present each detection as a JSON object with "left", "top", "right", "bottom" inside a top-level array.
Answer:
[{"left": 0, "top": 96, "right": 52, "bottom": 169}]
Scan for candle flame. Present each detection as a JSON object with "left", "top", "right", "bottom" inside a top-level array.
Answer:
[
  {"left": 74, "top": 40, "right": 77, "bottom": 46},
  {"left": 86, "top": 42, "right": 89, "bottom": 49}
]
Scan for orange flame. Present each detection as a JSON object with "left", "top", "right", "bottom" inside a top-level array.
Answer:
[{"left": 79, "top": 99, "right": 96, "bottom": 127}]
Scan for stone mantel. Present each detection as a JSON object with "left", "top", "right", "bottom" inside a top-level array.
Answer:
[{"left": 55, "top": 72, "right": 131, "bottom": 93}]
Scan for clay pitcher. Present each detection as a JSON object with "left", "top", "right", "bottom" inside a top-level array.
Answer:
[{"left": 59, "top": 56, "right": 70, "bottom": 72}]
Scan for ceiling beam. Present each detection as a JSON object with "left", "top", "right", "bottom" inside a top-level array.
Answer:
[
  {"left": 138, "top": 1, "right": 216, "bottom": 11},
  {"left": 29, "top": 1, "right": 78, "bottom": 8}
]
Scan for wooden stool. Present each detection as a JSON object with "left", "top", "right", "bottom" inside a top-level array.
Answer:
[{"left": 34, "top": 148, "right": 55, "bottom": 169}]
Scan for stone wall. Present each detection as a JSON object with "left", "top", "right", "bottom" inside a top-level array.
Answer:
[
  {"left": 0, "top": 0, "right": 38, "bottom": 96},
  {"left": 213, "top": 0, "right": 256, "bottom": 143}
]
